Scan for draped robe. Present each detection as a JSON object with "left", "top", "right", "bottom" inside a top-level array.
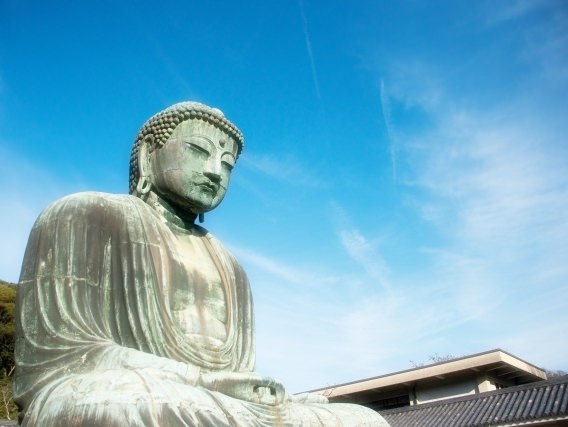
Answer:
[{"left": 15, "top": 192, "right": 388, "bottom": 426}]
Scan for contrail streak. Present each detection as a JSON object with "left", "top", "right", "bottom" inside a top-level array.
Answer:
[
  {"left": 380, "top": 79, "right": 397, "bottom": 181},
  {"left": 299, "top": 0, "right": 322, "bottom": 102}
]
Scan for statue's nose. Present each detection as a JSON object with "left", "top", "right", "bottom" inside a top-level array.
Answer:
[
  {"left": 204, "top": 171, "right": 221, "bottom": 183},
  {"left": 203, "top": 155, "right": 222, "bottom": 182}
]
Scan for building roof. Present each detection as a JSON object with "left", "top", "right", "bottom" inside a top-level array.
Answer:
[
  {"left": 381, "top": 376, "right": 568, "bottom": 427},
  {"left": 310, "top": 349, "right": 547, "bottom": 400}
]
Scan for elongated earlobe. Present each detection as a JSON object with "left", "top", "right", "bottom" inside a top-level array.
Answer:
[
  {"left": 136, "top": 135, "right": 154, "bottom": 196},
  {"left": 136, "top": 175, "right": 151, "bottom": 195}
]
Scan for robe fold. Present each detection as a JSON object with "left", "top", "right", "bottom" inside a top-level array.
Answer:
[{"left": 15, "top": 192, "right": 388, "bottom": 426}]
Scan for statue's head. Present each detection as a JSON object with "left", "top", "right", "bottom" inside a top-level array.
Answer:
[{"left": 129, "top": 102, "right": 244, "bottom": 216}]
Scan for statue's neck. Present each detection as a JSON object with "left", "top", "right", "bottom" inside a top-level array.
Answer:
[{"left": 144, "top": 191, "right": 198, "bottom": 229}]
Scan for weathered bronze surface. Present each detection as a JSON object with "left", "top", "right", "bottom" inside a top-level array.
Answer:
[{"left": 15, "top": 102, "right": 389, "bottom": 426}]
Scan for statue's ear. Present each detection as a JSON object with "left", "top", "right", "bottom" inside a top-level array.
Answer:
[
  {"left": 136, "top": 135, "right": 154, "bottom": 195},
  {"left": 138, "top": 135, "right": 154, "bottom": 179}
]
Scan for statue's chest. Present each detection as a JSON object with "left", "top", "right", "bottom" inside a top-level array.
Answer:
[{"left": 169, "top": 232, "right": 228, "bottom": 343}]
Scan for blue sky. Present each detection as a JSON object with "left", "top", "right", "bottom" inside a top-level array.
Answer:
[{"left": 1, "top": 0, "right": 567, "bottom": 392}]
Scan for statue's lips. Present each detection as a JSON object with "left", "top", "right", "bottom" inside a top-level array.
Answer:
[{"left": 198, "top": 182, "right": 218, "bottom": 194}]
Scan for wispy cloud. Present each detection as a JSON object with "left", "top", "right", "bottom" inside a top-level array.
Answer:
[
  {"left": 331, "top": 203, "right": 392, "bottom": 291},
  {"left": 412, "top": 111, "right": 568, "bottom": 258},
  {"left": 380, "top": 59, "right": 442, "bottom": 112},
  {"left": 519, "top": 6, "right": 568, "bottom": 85},
  {"left": 344, "top": 1, "right": 568, "bottom": 375},
  {"left": 485, "top": 0, "right": 548, "bottom": 25},
  {"left": 240, "top": 152, "right": 326, "bottom": 188},
  {"left": 230, "top": 244, "right": 345, "bottom": 287},
  {"left": 385, "top": 76, "right": 568, "bottom": 374},
  {"left": 298, "top": 0, "right": 322, "bottom": 102},
  {"left": 338, "top": 229, "right": 391, "bottom": 291}
]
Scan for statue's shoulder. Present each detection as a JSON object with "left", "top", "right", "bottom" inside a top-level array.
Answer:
[
  {"left": 37, "top": 192, "right": 147, "bottom": 224},
  {"left": 42, "top": 191, "right": 141, "bottom": 212},
  {"left": 192, "top": 224, "right": 242, "bottom": 266},
  {"left": 192, "top": 224, "right": 219, "bottom": 243}
]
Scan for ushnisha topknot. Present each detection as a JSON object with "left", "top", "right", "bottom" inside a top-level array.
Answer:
[{"left": 129, "top": 101, "right": 244, "bottom": 194}]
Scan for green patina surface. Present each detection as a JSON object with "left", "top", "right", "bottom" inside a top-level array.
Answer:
[{"left": 15, "top": 102, "right": 389, "bottom": 426}]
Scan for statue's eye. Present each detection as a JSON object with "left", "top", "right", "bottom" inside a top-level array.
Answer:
[
  {"left": 189, "top": 143, "right": 209, "bottom": 155},
  {"left": 222, "top": 153, "right": 235, "bottom": 171},
  {"left": 186, "top": 139, "right": 211, "bottom": 158}
]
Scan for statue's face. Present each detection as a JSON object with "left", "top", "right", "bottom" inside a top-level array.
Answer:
[{"left": 149, "top": 119, "right": 237, "bottom": 214}]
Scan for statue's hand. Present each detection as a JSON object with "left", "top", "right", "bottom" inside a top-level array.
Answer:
[
  {"left": 287, "top": 392, "right": 329, "bottom": 404},
  {"left": 199, "top": 371, "right": 286, "bottom": 406}
]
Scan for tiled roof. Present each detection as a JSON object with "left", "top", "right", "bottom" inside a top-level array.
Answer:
[{"left": 381, "top": 376, "right": 568, "bottom": 427}]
